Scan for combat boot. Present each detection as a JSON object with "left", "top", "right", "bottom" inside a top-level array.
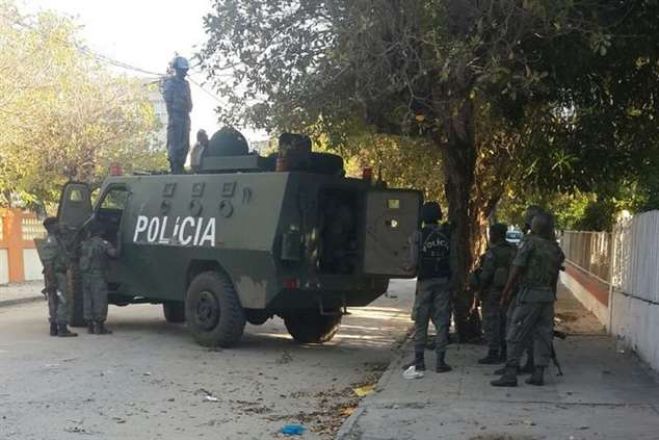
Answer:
[
  {"left": 525, "top": 366, "right": 545, "bottom": 386},
  {"left": 478, "top": 349, "right": 501, "bottom": 365},
  {"left": 94, "top": 321, "right": 112, "bottom": 335},
  {"left": 491, "top": 365, "right": 518, "bottom": 387},
  {"left": 87, "top": 322, "right": 95, "bottom": 334},
  {"left": 49, "top": 322, "right": 58, "bottom": 336},
  {"left": 436, "top": 352, "right": 452, "bottom": 373},
  {"left": 494, "top": 365, "right": 519, "bottom": 375},
  {"left": 57, "top": 325, "right": 78, "bottom": 337},
  {"left": 520, "top": 354, "right": 535, "bottom": 375}
]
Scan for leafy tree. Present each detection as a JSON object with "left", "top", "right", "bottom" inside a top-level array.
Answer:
[
  {"left": 0, "top": 1, "right": 166, "bottom": 211},
  {"left": 200, "top": 0, "right": 658, "bottom": 335}
]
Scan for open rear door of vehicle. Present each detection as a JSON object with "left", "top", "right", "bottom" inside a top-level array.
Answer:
[
  {"left": 362, "top": 189, "right": 422, "bottom": 277},
  {"left": 57, "top": 182, "right": 93, "bottom": 230}
]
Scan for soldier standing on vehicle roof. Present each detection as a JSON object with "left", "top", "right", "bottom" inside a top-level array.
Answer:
[
  {"left": 492, "top": 212, "right": 564, "bottom": 387},
  {"left": 40, "top": 217, "right": 77, "bottom": 337},
  {"left": 80, "top": 222, "right": 119, "bottom": 335},
  {"left": 404, "top": 202, "right": 453, "bottom": 375},
  {"left": 162, "top": 55, "right": 193, "bottom": 174},
  {"left": 471, "top": 223, "right": 516, "bottom": 365}
]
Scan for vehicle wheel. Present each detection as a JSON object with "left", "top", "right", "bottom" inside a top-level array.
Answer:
[
  {"left": 185, "top": 271, "right": 245, "bottom": 347},
  {"left": 163, "top": 302, "right": 185, "bottom": 323},
  {"left": 284, "top": 310, "right": 342, "bottom": 343}
]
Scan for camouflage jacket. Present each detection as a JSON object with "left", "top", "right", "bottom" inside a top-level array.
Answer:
[
  {"left": 513, "top": 234, "right": 565, "bottom": 302},
  {"left": 40, "top": 233, "right": 68, "bottom": 273},
  {"left": 80, "top": 236, "right": 118, "bottom": 274},
  {"left": 479, "top": 241, "right": 517, "bottom": 292}
]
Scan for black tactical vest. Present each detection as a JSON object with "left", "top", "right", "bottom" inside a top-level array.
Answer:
[{"left": 418, "top": 225, "right": 451, "bottom": 280}]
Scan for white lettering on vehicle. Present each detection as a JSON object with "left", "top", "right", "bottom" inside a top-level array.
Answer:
[
  {"left": 132, "top": 215, "right": 217, "bottom": 247},
  {"left": 133, "top": 216, "right": 148, "bottom": 242}
]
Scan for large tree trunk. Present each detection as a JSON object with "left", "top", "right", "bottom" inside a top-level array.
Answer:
[{"left": 439, "top": 97, "right": 478, "bottom": 341}]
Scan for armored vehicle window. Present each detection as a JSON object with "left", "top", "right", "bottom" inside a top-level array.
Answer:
[
  {"left": 100, "top": 188, "right": 129, "bottom": 210},
  {"left": 96, "top": 186, "right": 129, "bottom": 244},
  {"left": 69, "top": 189, "right": 83, "bottom": 202}
]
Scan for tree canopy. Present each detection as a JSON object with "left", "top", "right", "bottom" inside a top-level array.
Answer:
[
  {"left": 200, "top": 0, "right": 659, "bottom": 336},
  {"left": 0, "top": 1, "right": 167, "bottom": 211}
]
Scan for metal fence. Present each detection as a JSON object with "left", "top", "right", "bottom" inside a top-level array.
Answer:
[
  {"left": 560, "top": 230, "right": 612, "bottom": 284},
  {"left": 21, "top": 216, "right": 46, "bottom": 241}
]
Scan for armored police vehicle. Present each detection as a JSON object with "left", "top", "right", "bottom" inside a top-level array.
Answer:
[{"left": 54, "top": 140, "right": 421, "bottom": 347}]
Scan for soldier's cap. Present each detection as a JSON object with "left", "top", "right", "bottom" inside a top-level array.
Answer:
[
  {"left": 43, "top": 217, "right": 58, "bottom": 228},
  {"left": 422, "top": 202, "right": 442, "bottom": 223},
  {"left": 489, "top": 223, "right": 508, "bottom": 242}
]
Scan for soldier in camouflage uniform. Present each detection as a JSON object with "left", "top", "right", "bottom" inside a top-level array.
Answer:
[
  {"left": 80, "top": 222, "right": 118, "bottom": 335},
  {"left": 404, "top": 202, "right": 453, "bottom": 373},
  {"left": 491, "top": 212, "right": 564, "bottom": 387},
  {"left": 40, "top": 217, "right": 77, "bottom": 337},
  {"left": 162, "top": 56, "right": 193, "bottom": 174},
  {"left": 472, "top": 223, "right": 516, "bottom": 364}
]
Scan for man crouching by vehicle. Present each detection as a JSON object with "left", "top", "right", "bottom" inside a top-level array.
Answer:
[
  {"left": 80, "top": 222, "right": 119, "bottom": 335},
  {"left": 403, "top": 202, "right": 453, "bottom": 377}
]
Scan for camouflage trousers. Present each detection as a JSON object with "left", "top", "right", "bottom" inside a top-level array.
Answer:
[
  {"left": 414, "top": 278, "right": 451, "bottom": 355},
  {"left": 54, "top": 272, "right": 71, "bottom": 326},
  {"left": 505, "top": 300, "right": 554, "bottom": 368},
  {"left": 83, "top": 272, "right": 109, "bottom": 323},
  {"left": 482, "top": 288, "right": 505, "bottom": 352},
  {"left": 505, "top": 300, "right": 533, "bottom": 359}
]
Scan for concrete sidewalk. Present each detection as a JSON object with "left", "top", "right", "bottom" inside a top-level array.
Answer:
[
  {"left": 0, "top": 281, "right": 44, "bottom": 307},
  {"left": 337, "top": 285, "right": 659, "bottom": 440}
]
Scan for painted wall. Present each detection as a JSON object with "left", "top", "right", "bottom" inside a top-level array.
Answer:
[
  {"left": 0, "top": 249, "right": 9, "bottom": 285},
  {"left": 23, "top": 249, "right": 43, "bottom": 281}
]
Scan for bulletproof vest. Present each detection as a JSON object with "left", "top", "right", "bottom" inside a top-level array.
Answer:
[
  {"left": 80, "top": 237, "right": 108, "bottom": 273},
  {"left": 418, "top": 225, "right": 451, "bottom": 280},
  {"left": 521, "top": 235, "right": 564, "bottom": 289}
]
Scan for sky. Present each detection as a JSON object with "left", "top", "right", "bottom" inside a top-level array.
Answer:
[{"left": 21, "top": 0, "right": 266, "bottom": 143}]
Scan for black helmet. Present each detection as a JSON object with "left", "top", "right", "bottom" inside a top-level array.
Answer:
[
  {"left": 524, "top": 205, "right": 544, "bottom": 231},
  {"left": 422, "top": 202, "right": 442, "bottom": 224},
  {"left": 489, "top": 223, "right": 508, "bottom": 242},
  {"left": 531, "top": 212, "right": 555, "bottom": 239}
]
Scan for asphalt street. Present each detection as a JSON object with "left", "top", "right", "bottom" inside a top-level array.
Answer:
[{"left": 0, "top": 280, "right": 415, "bottom": 440}]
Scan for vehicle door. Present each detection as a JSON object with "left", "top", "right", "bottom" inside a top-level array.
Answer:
[{"left": 362, "top": 189, "right": 422, "bottom": 277}]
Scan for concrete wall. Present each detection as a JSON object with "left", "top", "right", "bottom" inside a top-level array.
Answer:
[
  {"left": 560, "top": 267, "right": 609, "bottom": 327},
  {"left": 610, "top": 291, "right": 659, "bottom": 370}
]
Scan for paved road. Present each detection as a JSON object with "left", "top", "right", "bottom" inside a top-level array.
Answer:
[{"left": 0, "top": 280, "right": 415, "bottom": 440}]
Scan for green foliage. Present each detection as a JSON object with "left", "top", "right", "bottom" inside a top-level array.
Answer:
[{"left": 0, "top": 1, "right": 167, "bottom": 210}]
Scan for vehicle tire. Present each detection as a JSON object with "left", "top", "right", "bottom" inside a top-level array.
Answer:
[
  {"left": 284, "top": 310, "right": 342, "bottom": 343},
  {"left": 185, "top": 271, "right": 245, "bottom": 347},
  {"left": 163, "top": 302, "right": 185, "bottom": 323},
  {"left": 69, "top": 267, "right": 86, "bottom": 327}
]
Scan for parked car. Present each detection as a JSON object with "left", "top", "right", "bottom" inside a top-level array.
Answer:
[{"left": 505, "top": 230, "right": 523, "bottom": 246}]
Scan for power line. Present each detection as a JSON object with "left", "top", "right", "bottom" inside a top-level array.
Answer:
[{"left": 2, "top": 10, "right": 226, "bottom": 103}]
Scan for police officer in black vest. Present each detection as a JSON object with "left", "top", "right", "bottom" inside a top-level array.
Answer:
[{"left": 405, "top": 202, "right": 453, "bottom": 374}]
